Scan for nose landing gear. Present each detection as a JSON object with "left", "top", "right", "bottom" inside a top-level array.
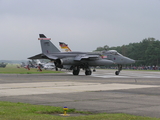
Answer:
[{"left": 115, "top": 64, "right": 122, "bottom": 75}]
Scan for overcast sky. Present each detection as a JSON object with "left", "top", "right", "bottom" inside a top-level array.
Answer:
[{"left": 0, "top": 0, "right": 160, "bottom": 60}]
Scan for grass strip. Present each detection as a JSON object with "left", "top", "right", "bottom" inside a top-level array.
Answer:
[
  {"left": 0, "top": 101, "right": 159, "bottom": 120},
  {"left": 0, "top": 64, "right": 63, "bottom": 74}
]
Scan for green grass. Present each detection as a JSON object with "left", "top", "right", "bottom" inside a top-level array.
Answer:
[
  {"left": 0, "top": 101, "right": 159, "bottom": 120},
  {"left": 0, "top": 64, "right": 63, "bottom": 74}
]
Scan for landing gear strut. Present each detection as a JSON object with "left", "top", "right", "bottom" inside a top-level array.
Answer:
[
  {"left": 115, "top": 64, "right": 122, "bottom": 75},
  {"left": 55, "top": 67, "right": 58, "bottom": 71},
  {"left": 93, "top": 68, "right": 96, "bottom": 72}
]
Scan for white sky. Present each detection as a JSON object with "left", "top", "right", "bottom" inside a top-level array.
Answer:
[{"left": 0, "top": 0, "right": 160, "bottom": 60}]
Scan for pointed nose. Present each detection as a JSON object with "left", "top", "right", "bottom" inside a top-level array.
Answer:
[
  {"left": 127, "top": 58, "right": 135, "bottom": 64},
  {"left": 108, "top": 60, "right": 115, "bottom": 65}
]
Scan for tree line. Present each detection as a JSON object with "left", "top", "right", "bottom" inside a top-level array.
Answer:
[{"left": 94, "top": 38, "right": 160, "bottom": 66}]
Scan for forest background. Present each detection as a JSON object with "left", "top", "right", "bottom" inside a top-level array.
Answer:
[{"left": 94, "top": 38, "right": 160, "bottom": 67}]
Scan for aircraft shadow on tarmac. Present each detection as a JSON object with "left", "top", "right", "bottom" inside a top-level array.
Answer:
[{"left": 37, "top": 73, "right": 92, "bottom": 77}]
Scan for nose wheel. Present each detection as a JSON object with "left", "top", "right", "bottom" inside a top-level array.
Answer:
[
  {"left": 115, "top": 71, "right": 119, "bottom": 75},
  {"left": 115, "top": 64, "right": 122, "bottom": 75}
]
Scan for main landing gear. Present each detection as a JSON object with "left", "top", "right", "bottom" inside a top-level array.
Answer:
[
  {"left": 85, "top": 69, "right": 92, "bottom": 75},
  {"left": 73, "top": 66, "right": 80, "bottom": 75},
  {"left": 115, "top": 64, "right": 122, "bottom": 75},
  {"left": 72, "top": 66, "right": 92, "bottom": 76}
]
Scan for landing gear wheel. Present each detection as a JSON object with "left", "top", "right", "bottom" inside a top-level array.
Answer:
[
  {"left": 85, "top": 70, "right": 92, "bottom": 75},
  {"left": 73, "top": 70, "right": 80, "bottom": 75},
  {"left": 72, "top": 66, "right": 80, "bottom": 75},
  {"left": 115, "top": 71, "right": 119, "bottom": 75},
  {"left": 93, "top": 69, "right": 96, "bottom": 72}
]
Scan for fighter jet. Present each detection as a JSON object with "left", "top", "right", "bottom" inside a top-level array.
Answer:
[
  {"left": 59, "top": 42, "right": 135, "bottom": 75},
  {"left": 28, "top": 34, "right": 114, "bottom": 75},
  {"left": 43, "top": 62, "right": 55, "bottom": 70},
  {"left": 0, "top": 62, "right": 7, "bottom": 68},
  {"left": 36, "top": 59, "right": 55, "bottom": 70},
  {"left": 20, "top": 62, "right": 26, "bottom": 68}
]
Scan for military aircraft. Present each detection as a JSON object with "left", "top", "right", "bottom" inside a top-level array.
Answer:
[
  {"left": 28, "top": 60, "right": 37, "bottom": 68},
  {"left": 59, "top": 42, "right": 135, "bottom": 75},
  {"left": 0, "top": 62, "right": 7, "bottom": 68},
  {"left": 36, "top": 59, "right": 55, "bottom": 70},
  {"left": 43, "top": 62, "right": 55, "bottom": 70},
  {"left": 28, "top": 34, "right": 114, "bottom": 75},
  {"left": 21, "top": 62, "right": 26, "bottom": 68}
]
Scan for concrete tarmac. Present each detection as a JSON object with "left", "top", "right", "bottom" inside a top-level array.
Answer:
[{"left": 0, "top": 69, "right": 160, "bottom": 118}]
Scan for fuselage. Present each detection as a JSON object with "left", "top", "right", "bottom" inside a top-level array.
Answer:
[
  {"left": 44, "top": 51, "right": 114, "bottom": 67},
  {"left": 45, "top": 51, "right": 101, "bottom": 58}
]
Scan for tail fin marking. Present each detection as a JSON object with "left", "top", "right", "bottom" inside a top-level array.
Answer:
[{"left": 38, "top": 34, "right": 60, "bottom": 54}]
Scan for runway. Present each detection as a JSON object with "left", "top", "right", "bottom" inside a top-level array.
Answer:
[
  {"left": 0, "top": 69, "right": 160, "bottom": 118},
  {"left": 91, "top": 69, "right": 160, "bottom": 78},
  {"left": 0, "top": 82, "right": 158, "bottom": 96}
]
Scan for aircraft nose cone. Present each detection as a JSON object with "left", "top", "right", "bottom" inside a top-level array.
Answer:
[{"left": 128, "top": 58, "right": 135, "bottom": 64}]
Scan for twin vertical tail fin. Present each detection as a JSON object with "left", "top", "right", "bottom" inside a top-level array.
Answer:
[{"left": 38, "top": 34, "right": 60, "bottom": 54}]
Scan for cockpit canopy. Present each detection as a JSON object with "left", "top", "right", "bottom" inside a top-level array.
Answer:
[{"left": 102, "top": 50, "right": 122, "bottom": 56}]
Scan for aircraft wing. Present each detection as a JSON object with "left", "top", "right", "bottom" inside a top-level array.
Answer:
[
  {"left": 74, "top": 54, "right": 100, "bottom": 61},
  {"left": 28, "top": 53, "right": 58, "bottom": 60},
  {"left": 44, "top": 54, "right": 58, "bottom": 60},
  {"left": 28, "top": 53, "right": 45, "bottom": 59}
]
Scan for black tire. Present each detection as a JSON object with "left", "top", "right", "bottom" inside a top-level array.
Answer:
[
  {"left": 85, "top": 70, "right": 92, "bottom": 75},
  {"left": 73, "top": 70, "right": 79, "bottom": 75},
  {"left": 115, "top": 71, "right": 119, "bottom": 75}
]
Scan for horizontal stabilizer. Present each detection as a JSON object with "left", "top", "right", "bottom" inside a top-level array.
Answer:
[
  {"left": 44, "top": 54, "right": 58, "bottom": 60},
  {"left": 28, "top": 53, "right": 47, "bottom": 59}
]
